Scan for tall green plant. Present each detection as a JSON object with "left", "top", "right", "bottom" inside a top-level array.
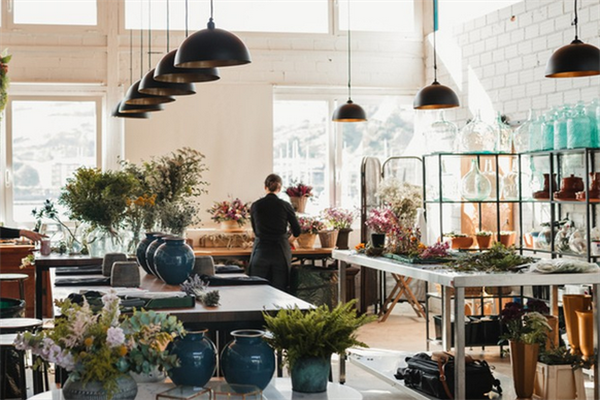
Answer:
[{"left": 262, "top": 300, "right": 375, "bottom": 368}]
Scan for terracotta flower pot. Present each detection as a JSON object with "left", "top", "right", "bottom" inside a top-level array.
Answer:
[
  {"left": 450, "top": 236, "right": 473, "bottom": 249},
  {"left": 475, "top": 235, "right": 492, "bottom": 249},
  {"left": 509, "top": 340, "right": 540, "bottom": 400},
  {"left": 497, "top": 232, "right": 516, "bottom": 247},
  {"left": 576, "top": 309, "right": 594, "bottom": 360},
  {"left": 562, "top": 294, "right": 592, "bottom": 355}
]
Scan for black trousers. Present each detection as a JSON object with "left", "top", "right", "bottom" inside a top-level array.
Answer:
[{"left": 248, "top": 244, "right": 290, "bottom": 292}]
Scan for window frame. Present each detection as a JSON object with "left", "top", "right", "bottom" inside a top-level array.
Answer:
[{"left": 1, "top": 87, "right": 104, "bottom": 226}]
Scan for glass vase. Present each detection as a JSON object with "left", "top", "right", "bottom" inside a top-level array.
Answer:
[
  {"left": 460, "top": 159, "right": 492, "bottom": 201},
  {"left": 541, "top": 108, "right": 557, "bottom": 151},
  {"left": 529, "top": 113, "right": 544, "bottom": 151},
  {"left": 482, "top": 159, "right": 498, "bottom": 200},
  {"left": 426, "top": 110, "right": 458, "bottom": 153},
  {"left": 554, "top": 104, "right": 571, "bottom": 150},
  {"left": 494, "top": 112, "right": 513, "bottom": 153},
  {"left": 457, "top": 110, "right": 496, "bottom": 153},
  {"left": 86, "top": 227, "right": 126, "bottom": 257},
  {"left": 567, "top": 101, "right": 594, "bottom": 149},
  {"left": 500, "top": 161, "right": 519, "bottom": 200},
  {"left": 513, "top": 109, "right": 534, "bottom": 153}
]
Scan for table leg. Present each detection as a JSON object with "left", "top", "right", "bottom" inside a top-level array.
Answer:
[
  {"left": 35, "top": 267, "right": 43, "bottom": 320},
  {"left": 453, "top": 287, "right": 466, "bottom": 400},
  {"left": 337, "top": 260, "right": 347, "bottom": 384},
  {"left": 442, "top": 286, "right": 451, "bottom": 352}
]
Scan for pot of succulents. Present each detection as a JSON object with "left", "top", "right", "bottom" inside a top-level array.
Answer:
[
  {"left": 535, "top": 346, "right": 587, "bottom": 400},
  {"left": 296, "top": 216, "right": 326, "bottom": 249},
  {"left": 320, "top": 207, "right": 355, "bottom": 249},
  {"left": 498, "top": 230, "right": 516, "bottom": 247},
  {"left": 475, "top": 230, "right": 493, "bottom": 249},
  {"left": 207, "top": 197, "right": 251, "bottom": 231},
  {"left": 365, "top": 206, "right": 396, "bottom": 249},
  {"left": 263, "top": 300, "right": 375, "bottom": 393},
  {"left": 500, "top": 301, "right": 552, "bottom": 400},
  {"left": 285, "top": 181, "right": 313, "bottom": 213},
  {"left": 444, "top": 232, "right": 473, "bottom": 250},
  {"left": 14, "top": 291, "right": 184, "bottom": 400}
]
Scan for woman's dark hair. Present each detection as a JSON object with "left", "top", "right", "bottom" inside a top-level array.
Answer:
[{"left": 264, "top": 174, "right": 282, "bottom": 192}]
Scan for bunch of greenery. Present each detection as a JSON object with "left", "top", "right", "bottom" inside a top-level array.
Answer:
[
  {"left": 449, "top": 242, "right": 535, "bottom": 272},
  {"left": 538, "top": 346, "right": 591, "bottom": 369},
  {"left": 262, "top": 300, "right": 376, "bottom": 369},
  {"left": 59, "top": 167, "right": 139, "bottom": 233},
  {"left": 0, "top": 49, "right": 11, "bottom": 113},
  {"left": 142, "top": 147, "right": 209, "bottom": 233},
  {"left": 120, "top": 160, "right": 159, "bottom": 232},
  {"left": 499, "top": 301, "right": 551, "bottom": 346},
  {"left": 32, "top": 199, "right": 85, "bottom": 254}
]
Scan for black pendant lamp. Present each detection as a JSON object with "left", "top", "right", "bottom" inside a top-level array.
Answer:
[
  {"left": 154, "top": 0, "right": 220, "bottom": 83},
  {"left": 413, "top": 0, "right": 459, "bottom": 110},
  {"left": 545, "top": 0, "right": 600, "bottom": 78},
  {"left": 174, "top": 0, "right": 251, "bottom": 68},
  {"left": 332, "top": 0, "right": 366, "bottom": 122},
  {"left": 113, "top": 32, "right": 151, "bottom": 118},
  {"left": 123, "top": 0, "right": 174, "bottom": 106}
]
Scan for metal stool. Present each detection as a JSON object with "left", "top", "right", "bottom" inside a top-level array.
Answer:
[
  {"left": 0, "top": 273, "right": 29, "bottom": 301},
  {"left": 0, "top": 318, "right": 45, "bottom": 399}
]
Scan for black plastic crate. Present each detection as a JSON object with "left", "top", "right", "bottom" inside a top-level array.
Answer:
[{"left": 433, "top": 315, "right": 502, "bottom": 347}]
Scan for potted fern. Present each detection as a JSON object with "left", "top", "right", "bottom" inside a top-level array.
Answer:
[{"left": 262, "top": 300, "right": 375, "bottom": 393}]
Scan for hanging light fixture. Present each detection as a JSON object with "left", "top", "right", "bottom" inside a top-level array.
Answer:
[
  {"left": 154, "top": 0, "right": 220, "bottom": 83},
  {"left": 332, "top": 0, "right": 366, "bottom": 122},
  {"left": 139, "top": 0, "right": 196, "bottom": 96},
  {"left": 113, "top": 31, "right": 151, "bottom": 118},
  {"left": 545, "top": 0, "right": 600, "bottom": 78},
  {"left": 174, "top": 0, "right": 251, "bottom": 68},
  {"left": 413, "top": 0, "right": 459, "bottom": 110},
  {"left": 123, "top": 0, "right": 174, "bottom": 106}
]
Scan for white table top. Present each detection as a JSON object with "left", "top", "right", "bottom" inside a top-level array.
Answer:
[{"left": 27, "top": 378, "right": 362, "bottom": 400}]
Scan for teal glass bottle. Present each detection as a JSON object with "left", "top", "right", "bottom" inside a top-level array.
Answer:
[
  {"left": 513, "top": 109, "right": 533, "bottom": 153},
  {"left": 554, "top": 104, "right": 571, "bottom": 150},
  {"left": 567, "top": 102, "right": 593, "bottom": 149},
  {"left": 494, "top": 112, "right": 513, "bottom": 153},
  {"left": 541, "top": 109, "right": 556, "bottom": 151},
  {"left": 529, "top": 112, "right": 544, "bottom": 151}
]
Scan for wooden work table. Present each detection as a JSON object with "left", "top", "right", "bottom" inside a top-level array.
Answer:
[{"left": 193, "top": 246, "right": 334, "bottom": 265}]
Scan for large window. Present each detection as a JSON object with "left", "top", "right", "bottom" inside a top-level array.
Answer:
[
  {"left": 273, "top": 94, "right": 414, "bottom": 216},
  {"left": 12, "top": 0, "right": 97, "bottom": 26},
  {"left": 125, "top": 0, "right": 329, "bottom": 33},
  {"left": 4, "top": 98, "right": 100, "bottom": 224},
  {"left": 338, "top": 0, "right": 415, "bottom": 33}
]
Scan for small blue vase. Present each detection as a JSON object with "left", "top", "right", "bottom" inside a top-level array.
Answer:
[
  {"left": 220, "top": 330, "right": 275, "bottom": 390},
  {"left": 154, "top": 236, "right": 194, "bottom": 285},
  {"left": 167, "top": 330, "right": 217, "bottom": 387},
  {"left": 135, "top": 231, "right": 162, "bottom": 275},
  {"left": 291, "top": 356, "right": 330, "bottom": 393},
  {"left": 145, "top": 234, "right": 169, "bottom": 276}
]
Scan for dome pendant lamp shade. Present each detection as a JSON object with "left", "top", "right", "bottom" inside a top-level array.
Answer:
[
  {"left": 139, "top": 68, "right": 196, "bottom": 96},
  {"left": 123, "top": 81, "right": 175, "bottom": 105},
  {"left": 332, "top": 100, "right": 367, "bottom": 122},
  {"left": 154, "top": 50, "right": 220, "bottom": 83},
  {"left": 545, "top": 0, "right": 599, "bottom": 78},
  {"left": 413, "top": 80, "right": 460, "bottom": 110},
  {"left": 118, "top": 100, "right": 165, "bottom": 114},
  {"left": 413, "top": 0, "right": 459, "bottom": 110},
  {"left": 112, "top": 101, "right": 150, "bottom": 119}
]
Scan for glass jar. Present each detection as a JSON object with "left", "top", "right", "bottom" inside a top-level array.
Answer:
[
  {"left": 460, "top": 159, "right": 492, "bottom": 201},
  {"left": 554, "top": 104, "right": 571, "bottom": 150},
  {"left": 426, "top": 110, "right": 458, "bottom": 153},
  {"left": 540, "top": 108, "right": 557, "bottom": 151},
  {"left": 567, "top": 101, "right": 594, "bottom": 149},
  {"left": 512, "top": 109, "right": 534, "bottom": 153},
  {"left": 482, "top": 159, "right": 498, "bottom": 200},
  {"left": 494, "top": 112, "right": 513, "bottom": 153},
  {"left": 500, "top": 161, "right": 519, "bottom": 200},
  {"left": 529, "top": 112, "right": 544, "bottom": 152},
  {"left": 457, "top": 110, "right": 496, "bottom": 153}
]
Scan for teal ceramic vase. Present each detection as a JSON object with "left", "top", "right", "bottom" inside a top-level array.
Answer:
[
  {"left": 62, "top": 374, "right": 137, "bottom": 400},
  {"left": 220, "top": 330, "right": 275, "bottom": 390},
  {"left": 167, "top": 330, "right": 217, "bottom": 387},
  {"left": 291, "top": 356, "right": 330, "bottom": 393},
  {"left": 145, "top": 233, "right": 169, "bottom": 276},
  {"left": 135, "top": 231, "right": 162, "bottom": 275},
  {"left": 154, "top": 236, "right": 194, "bottom": 285}
]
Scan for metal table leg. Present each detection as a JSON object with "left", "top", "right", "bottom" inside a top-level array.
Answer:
[{"left": 453, "top": 287, "right": 466, "bottom": 400}]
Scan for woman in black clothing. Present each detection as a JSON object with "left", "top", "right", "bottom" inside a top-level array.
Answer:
[
  {"left": 0, "top": 226, "right": 45, "bottom": 242},
  {"left": 248, "top": 174, "right": 301, "bottom": 292}
]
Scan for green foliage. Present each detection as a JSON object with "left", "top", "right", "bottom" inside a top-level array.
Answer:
[
  {"left": 450, "top": 242, "right": 534, "bottom": 272},
  {"left": 538, "top": 346, "right": 591, "bottom": 369},
  {"left": 0, "top": 49, "right": 11, "bottom": 113},
  {"left": 59, "top": 167, "right": 139, "bottom": 231},
  {"left": 263, "top": 300, "right": 376, "bottom": 368}
]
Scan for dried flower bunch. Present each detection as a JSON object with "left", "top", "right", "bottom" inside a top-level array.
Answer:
[
  {"left": 15, "top": 291, "right": 185, "bottom": 398},
  {"left": 365, "top": 206, "right": 396, "bottom": 234},
  {"left": 376, "top": 177, "right": 422, "bottom": 224},
  {"left": 180, "top": 275, "right": 220, "bottom": 307},
  {"left": 207, "top": 198, "right": 251, "bottom": 226},
  {"left": 297, "top": 215, "right": 326, "bottom": 234},
  {"left": 321, "top": 207, "right": 355, "bottom": 230},
  {"left": 285, "top": 181, "right": 313, "bottom": 198},
  {"left": 0, "top": 48, "right": 11, "bottom": 113}
]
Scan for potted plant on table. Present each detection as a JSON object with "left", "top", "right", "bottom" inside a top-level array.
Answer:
[
  {"left": 207, "top": 197, "right": 251, "bottom": 231},
  {"left": 535, "top": 346, "right": 587, "bottom": 400},
  {"left": 296, "top": 216, "right": 326, "bottom": 249},
  {"left": 444, "top": 232, "right": 473, "bottom": 250},
  {"left": 285, "top": 181, "right": 313, "bottom": 213},
  {"left": 365, "top": 206, "right": 396, "bottom": 249},
  {"left": 475, "top": 230, "right": 493, "bottom": 249},
  {"left": 263, "top": 300, "right": 375, "bottom": 393},
  {"left": 320, "top": 207, "right": 356, "bottom": 249}
]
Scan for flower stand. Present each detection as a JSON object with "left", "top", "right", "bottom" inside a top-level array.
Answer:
[{"left": 534, "top": 363, "right": 586, "bottom": 400}]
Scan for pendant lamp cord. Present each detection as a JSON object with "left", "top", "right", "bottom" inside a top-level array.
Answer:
[
  {"left": 139, "top": 0, "right": 143, "bottom": 79},
  {"left": 166, "top": 0, "right": 170, "bottom": 52},
  {"left": 185, "top": 0, "right": 189, "bottom": 37},
  {"left": 129, "top": 30, "right": 133, "bottom": 85},
  {"left": 572, "top": 0, "right": 579, "bottom": 40},
  {"left": 432, "top": 0, "right": 438, "bottom": 83},
  {"left": 148, "top": 0, "right": 151, "bottom": 71},
  {"left": 347, "top": 0, "right": 352, "bottom": 101}
]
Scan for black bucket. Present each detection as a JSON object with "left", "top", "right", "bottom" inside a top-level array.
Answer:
[{"left": 0, "top": 298, "right": 26, "bottom": 318}]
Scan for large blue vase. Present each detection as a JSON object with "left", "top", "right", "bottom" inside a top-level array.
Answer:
[
  {"left": 220, "top": 330, "right": 275, "bottom": 390},
  {"left": 291, "top": 356, "right": 330, "bottom": 393},
  {"left": 167, "top": 330, "right": 217, "bottom": 387},
  {"left": 154, "top": 236, "right": 194, "bottom": 285},
  {"left": 135, "top": 232, "right": 162, "bottom": 275},
  {"left": 145, "top": 234, "right": 169, "bottom": 276}
]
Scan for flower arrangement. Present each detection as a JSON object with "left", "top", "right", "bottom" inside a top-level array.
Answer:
[
  {"left": 285, "top": 181, "right": 313, "bottom": 198},
  {"left": 500, "top": 301, "right": 551, "bottom": 345},
  {"left": 376, "top": 178, "right": 422, "bottom": 224},
  {"left": 388, "top": 225, "right": 421, "bottom": 255},
  {"left": 14, "top": 291, "right": 185, "bottom": 399},
  {"left": 0, "top": 49, "right": 11, "bottom": 114},
  {"left": 320, "top": 207, "right": 355, "bottom": 230},
  {"left": 207, "top": 198, "right": 251, "bottom": 226},
  {"left": 418, "top": 241, "right": 451, "bottom": 259},
  {"left": 365, "top": 206, "right": 396, "bottom": 234},
  {"left": 32, "top": 199, "right": 85, "bottom": 255},
  {"left": 297, "top": 215, "right": 326, "bottom": 235}
]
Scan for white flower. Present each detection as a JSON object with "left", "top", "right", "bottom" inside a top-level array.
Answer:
[{"left": 106, "top": 327, "right": 125, "bottom": 348}]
